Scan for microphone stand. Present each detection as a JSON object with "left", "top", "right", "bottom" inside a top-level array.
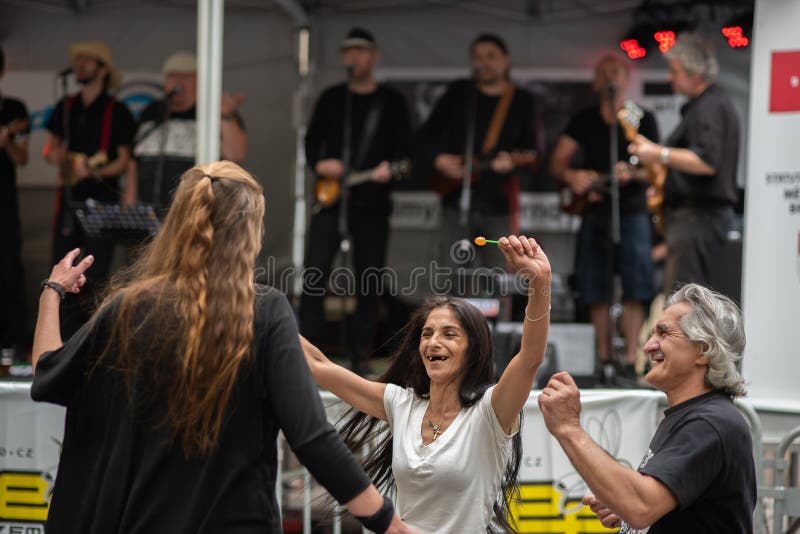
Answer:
[
  {"left": 59, "top": 70, "right": 74, "bottom": 235},
  {"left": 459, "top": 77, "right": 478, "bottom": 227},
  {"left": 152, "top": 97, "right": 171, "bottom": 210},
  {"left": 605, "top": 83, "right": 621, "bottom": 384},
  {"left": 338, "top": 68, "right": 355, "bottom": 362}
]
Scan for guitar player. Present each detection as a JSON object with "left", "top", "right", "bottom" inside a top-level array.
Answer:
[
  {"left": 549, "top": 54, "right": 659, "bottom": 383},
  {"left": 301, "top": 28, "right": 412, "bottom": 376},
  {"left": 0, "top": 45, "right": 32, "bottom": 361},
  {"left": 43, "top": 41, "right": 135, "bottom": 337},
  {"left": 418, "top": 33, "right": 539, "bottom": 272}
]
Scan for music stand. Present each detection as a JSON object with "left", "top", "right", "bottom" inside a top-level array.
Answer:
[{"left": 75, "top": 199, "right": 161, "bottom": 241}]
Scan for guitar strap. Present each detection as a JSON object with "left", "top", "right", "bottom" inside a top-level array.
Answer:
[
  {"left": 352, "top": 97, "right": 383, "bottom": 171},
  {"left": 480, "top": 83, "right": 515, "bottom": 156},
  {"left": 66, "top": 95, "right": 115, "bottom": 154}
]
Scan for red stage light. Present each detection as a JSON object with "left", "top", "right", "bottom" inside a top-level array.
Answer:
[
  {"left": 654, "top": 31, "right": 676, "bottom": 53},
  {"left": 620, "top": 39, "right": 646, "bottom": 59},
  {"left": 722, "top": 26, "right": 749, "bottom": 48}
]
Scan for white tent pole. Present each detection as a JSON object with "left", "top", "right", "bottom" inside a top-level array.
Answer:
[
  {"left": 290, "top": 26, "right": 311, "bottom": 298},
  {"left": 196, "top": 0, "right": 224, "bottom": 164}
]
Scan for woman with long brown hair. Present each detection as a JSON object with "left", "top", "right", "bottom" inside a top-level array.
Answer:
[
  {"left": 30, "top": 161, "right": 416, "bottom": 533},
  {"left": 301, "top": 235, "right": 551, "bottom": 532}
]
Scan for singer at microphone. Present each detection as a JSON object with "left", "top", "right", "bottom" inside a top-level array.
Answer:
[
  {"left": 300, "top": 27, "right": 413, "bottom": 376},
  {"left": 126, "top": 51, "right": 248, "bottom": 208},
  {"left": 548, "top": 53, "right": 661, "bottom": 383}
]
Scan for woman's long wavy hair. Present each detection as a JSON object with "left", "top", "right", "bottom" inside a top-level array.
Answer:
[
  {"left": 339, "top": 296, "right": 523, "bottom": 532},
  {"left": 95, "top": 161, "right": 265, "bottom": 458}
]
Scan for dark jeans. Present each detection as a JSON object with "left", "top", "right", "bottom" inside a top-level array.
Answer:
[
  {"left": 574, "top": 211, "right": 655, "bottom": 304},
  {"left": 664, "top": 206, "right": 734, "bottom": 294},
  {"left": 300, "top": 206, "right": 389, "bottom": 369}
]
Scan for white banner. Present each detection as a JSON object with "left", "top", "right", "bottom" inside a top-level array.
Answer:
[
  {"left": 742, "top": 0, "right": 800, "bottom": 406},
  {"left": 2, "top": 382, "right": 661, "bottom": 534},
  {"left": 0, "top": 382, "right": 64, "bottom": 533}
]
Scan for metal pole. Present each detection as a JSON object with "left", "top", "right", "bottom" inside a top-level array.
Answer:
[
  {"left": 196, "top": 0, "right": 224, "bottom": 164},
  {"left": 291, "top": 27, "right": 311, "bottom": 297}
]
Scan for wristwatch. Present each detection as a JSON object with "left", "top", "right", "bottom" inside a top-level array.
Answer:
[
  {"left": 41, "top": 279, "right": 67, "bottom": 300},
  {"left": 660, "top": 146, "right": 671, "bottom": 165}
]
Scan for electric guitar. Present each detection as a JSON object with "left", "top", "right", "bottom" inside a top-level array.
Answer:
[
  {"left": 314, "top": 158, "right": 411, "bottom": 211},
  {"left": 618, "top": 100, "right": 667, "bottom": 232},
  {"left": 557, "top": 164, "right": 651, "bottom": 215},
  {"left": 62, "top": 151, "right": 109, "bottom": 187},
  {"left": 429, "top": 150, "right": 538, "bottom": 198}
]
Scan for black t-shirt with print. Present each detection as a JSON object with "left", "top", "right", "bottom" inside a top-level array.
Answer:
[
  {"left": 133, "top": 102, "right": 245, "bottom": 207},
  {"left": 621, "top": 390, "right": 756, "bottom": 533}
]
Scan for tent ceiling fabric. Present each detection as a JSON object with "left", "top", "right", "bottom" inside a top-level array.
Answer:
[{"left": 0, "top": 0, "right": 647, "bottom": 20}]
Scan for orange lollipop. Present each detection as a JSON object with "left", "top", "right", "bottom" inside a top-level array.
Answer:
[{"left": 474, "top": 236, "right": 499, "bottom": 246}]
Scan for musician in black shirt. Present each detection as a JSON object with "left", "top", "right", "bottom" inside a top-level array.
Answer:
[
  {"left": 550, "top": 55, "right": 659, "bottom": 380},
  {"left": 628, "top": 32, "right": 740, "bottom": 293},
  {"left": 418, "top": 33, "right": 538, "bottom": 271},
  {"left": 43, "top": 41, "right": 135, "bottom": 336},
  {"left": 0, "top": 46, "right": 31, "bottom": 359},
  {"left": 301, "top": 28, "right": 412, "bottom": 375}
]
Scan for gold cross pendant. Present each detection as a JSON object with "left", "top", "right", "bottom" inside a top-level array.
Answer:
[{"left": 430, "top": 420, "right": 442, "bottom": 441}]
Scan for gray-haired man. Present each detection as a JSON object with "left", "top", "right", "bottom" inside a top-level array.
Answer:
[
  {"left": 539, "top": 283, "right": 756, "bottom": 533},
  {"left": 627, "top": 32, "right": 740, "bottom": 293}
]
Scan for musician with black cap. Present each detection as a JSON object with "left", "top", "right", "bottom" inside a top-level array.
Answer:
[
  {"left": 126, "top": 51, "right": 248, "bottom": 208},
  {"left": 301, "top": 27, "right": 412, "bottom": 376}
]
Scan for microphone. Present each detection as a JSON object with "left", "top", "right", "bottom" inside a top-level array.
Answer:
[
  {"left": 345, "top": 64, "right": 355, "bottom": 78},
  {"left": 57, "top": 67, "right": 74, "bottom": 77},
  {"left": 166, "top": 85, "right": 183, "bottom": 98}
]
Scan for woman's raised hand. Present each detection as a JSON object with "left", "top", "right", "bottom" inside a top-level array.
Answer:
[
  {"left": 48, "top": 248, "right": 94, "bottom": 294},
  {"left": 497, "top": 235, "right": 551, "bottom": 282}
]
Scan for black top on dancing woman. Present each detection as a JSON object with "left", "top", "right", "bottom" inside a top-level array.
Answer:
[{"left": 31, "top": 161, "right": 418, "bottom": 534}]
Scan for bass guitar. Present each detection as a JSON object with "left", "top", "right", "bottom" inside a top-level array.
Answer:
[
  {"left": 429, "top": 150, "right": 538, "bottom": 198},
  {"left": 314, "top": 158, "right": 411, "bottom": 211}
]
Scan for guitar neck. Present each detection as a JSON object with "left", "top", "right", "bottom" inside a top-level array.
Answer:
[{"left": 345, "top": 168, "right": 375, "bottom": 187}]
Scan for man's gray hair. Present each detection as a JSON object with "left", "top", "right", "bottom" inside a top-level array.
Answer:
[
  {"left": 664, "top": 32, "right": 719, "bottom": 82},
  {"left": 666, "top": 283, "right": 746, "bottom": 397}
]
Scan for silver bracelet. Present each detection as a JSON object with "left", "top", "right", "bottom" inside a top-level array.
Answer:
[{"left": 524, "top": 305, "right": 551, "bottom": 322}]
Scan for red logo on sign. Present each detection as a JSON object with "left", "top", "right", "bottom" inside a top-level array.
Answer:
[{"left": 770, "top": 50, "right": 800, "bottom": 113}]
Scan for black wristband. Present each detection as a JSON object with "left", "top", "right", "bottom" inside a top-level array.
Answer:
[
  {"left": 354, "top": 494, "right": 395, "bottom": 533},
  {"left": 41, "top": 279, "right": 67, "bottom": 300}
]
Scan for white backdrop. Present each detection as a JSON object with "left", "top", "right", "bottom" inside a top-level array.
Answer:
[
  {"left": 742, "top": 0, "right": 800, "bottom": 407},
  {"left": 0, "top": 381, "right": 661, "bottom": 534}
]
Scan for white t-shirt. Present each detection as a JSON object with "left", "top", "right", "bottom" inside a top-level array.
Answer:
[{"left": 383, "top": 384, "right": 518, "bottom": 533}]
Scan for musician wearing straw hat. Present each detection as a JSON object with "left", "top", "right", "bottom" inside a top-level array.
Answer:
[{"left": 43, "top": 40, "right": 135, "bottom": 336}]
